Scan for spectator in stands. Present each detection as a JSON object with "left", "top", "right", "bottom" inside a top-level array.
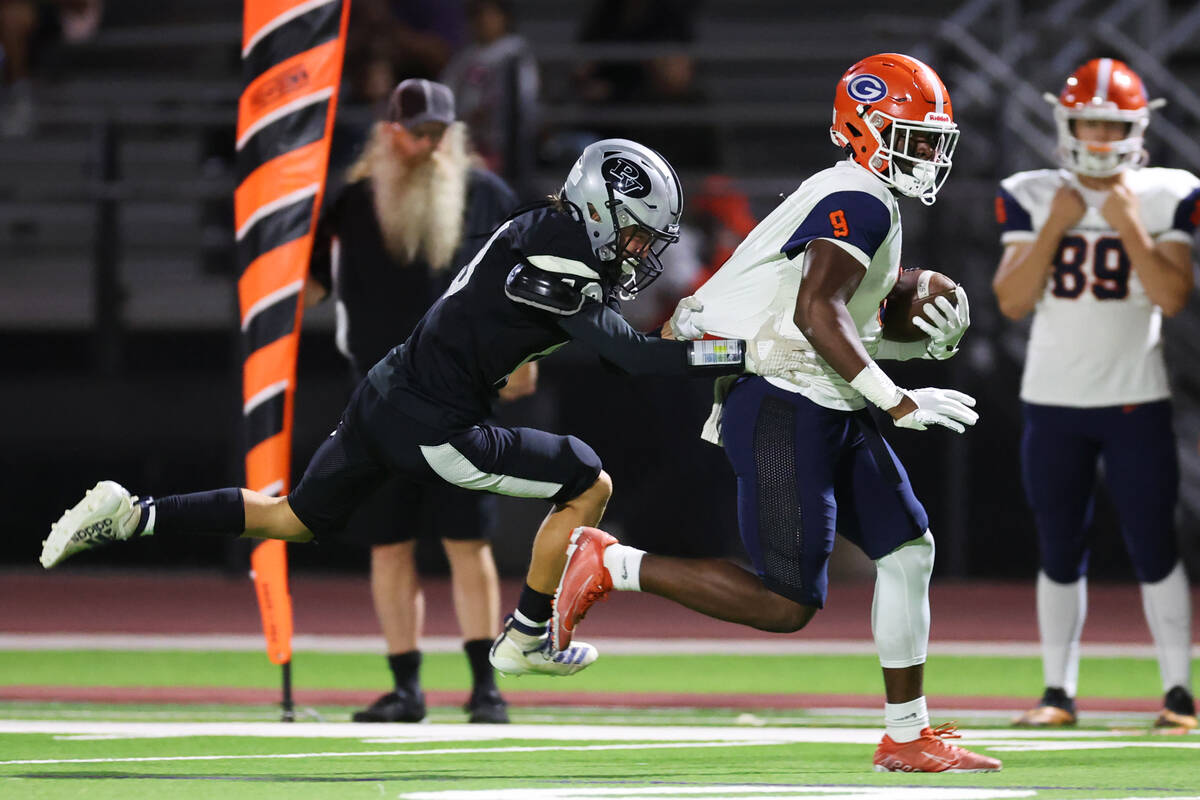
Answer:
[
  {"left": 0, "top": 0, "right": 36, "bottom": 136},
  {"left": 690, "top": 175, "right": 758, "bottom": 289},
  {"left": 574, "top": 0, "right": 694, "bottom": 104},
  {"left": 345, "top": 0, "right": 466, "bottom": 107},
  {"left": 0, "top": 0, "right": 102, "bottom": 137},
  {"left": 441, "top": 0, "right": 539, "bottom": 199},
  {"left": 573, "top": 0, "right": 715, "bottom": 167},
  {"left": 305, "top": 79, "right": 521, "bottom": 724}
]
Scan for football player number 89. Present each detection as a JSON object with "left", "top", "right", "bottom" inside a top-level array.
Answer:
[{"left": 1050, "top": 235, "right": 1130, "bottom": 300}]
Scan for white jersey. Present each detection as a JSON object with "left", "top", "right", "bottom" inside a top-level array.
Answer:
[
  {"left": 997, "top": 167, "right": 1200, "bottom": 407},
  {"left": 694, "top": 160, "right": 903, "bottom": 411}
]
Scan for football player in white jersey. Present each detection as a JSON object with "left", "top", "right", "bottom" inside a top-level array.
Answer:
[
  {"left": 992, "top": 58, "right": 1198, "bottom": 729},
  {"left": 554, "top": 54, "right": 1000, "bottom": 773}
]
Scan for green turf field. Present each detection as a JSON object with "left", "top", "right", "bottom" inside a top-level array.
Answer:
[
  {"left": 2, "top": 648, "right": 1198, "bottom": 799},
  {"left": 2, "top": 709, "right": 1198, "bottom": 800},
  {"left": 2, "top": 648, "right": 1198, "bottom": 697}
]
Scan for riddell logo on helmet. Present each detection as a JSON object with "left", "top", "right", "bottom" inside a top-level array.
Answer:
[{"left": 924, "top": 112, "right": 952, "bottom": 123}]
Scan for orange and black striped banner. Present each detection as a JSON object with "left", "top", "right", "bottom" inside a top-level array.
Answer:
[{"left": 236, "top": 0, "right": 351, "bottom": 667}]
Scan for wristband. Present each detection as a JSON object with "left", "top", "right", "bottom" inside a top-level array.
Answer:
[
  {"left": 686, "top": 338, "right": 745, "bottom": 368},
  {"left": 849, "top": 361, "right": 904, "bottom": 410}
]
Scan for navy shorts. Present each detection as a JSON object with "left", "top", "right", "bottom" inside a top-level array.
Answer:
[
  {"left": 721, "top": 377, "right": 928, "bottom": 608},
  {"left": 289, "top": 380, "right": 603, "bottom": 540},
  {"left": 1021, "top": 400, "right": 1178, "bottom": 583}
]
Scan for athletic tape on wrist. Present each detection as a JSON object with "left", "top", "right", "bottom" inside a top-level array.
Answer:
[
  {"left": 849, "top": 361, "right": 904, "bottom": 410},
  {"left": 686, "top": 338, "right": 745, "bottom": 368}
]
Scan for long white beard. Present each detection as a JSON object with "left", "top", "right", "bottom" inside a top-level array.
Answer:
[{"left": 365, "top": 121, "right": 471, "bottom": 271}]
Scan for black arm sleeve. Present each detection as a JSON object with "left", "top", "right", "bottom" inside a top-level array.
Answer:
[{"left": 558, "top": 301, "right": 744, "bottom": 377}]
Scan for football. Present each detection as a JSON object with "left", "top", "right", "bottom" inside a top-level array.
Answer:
[{"left": 881, "top": 268, "right": 958, "bottom": 342}]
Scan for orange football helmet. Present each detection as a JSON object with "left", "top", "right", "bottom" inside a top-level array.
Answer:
[
  {"left": 1047, "top": 58, "right": 1162, "bottom": 177},
  {"left": 830, "top": 53, "right": 958, "bottom": 205}
]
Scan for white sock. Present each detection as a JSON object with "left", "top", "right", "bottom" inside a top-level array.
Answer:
[
  {"left": 511, "top": 609, "right": 546, "bottom": 633},
  {"left": 885, "top": 696, "right": 929, "bottom": 743},
  {"left": 603, "top": 543, "right": 644, "bottom": 591},
  {"left": 1037, "top": 571, "right": 1086, "bottom": 697},
  {"left": 871, "top": 532, "right": 934, "bottom": 668},
  {"left": 1140, "top": 561, "right": 1193, "bottom": 692}
]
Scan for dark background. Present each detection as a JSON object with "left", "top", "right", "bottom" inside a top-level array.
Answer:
[{"left": 3, "top": 0, "right": 1199, "bottom": 583}]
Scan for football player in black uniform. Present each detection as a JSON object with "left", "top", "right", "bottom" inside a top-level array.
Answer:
[{"left": 42, "top": 138, "right": 815, "bottom": 676}]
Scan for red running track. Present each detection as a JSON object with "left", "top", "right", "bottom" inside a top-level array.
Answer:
[
  {"left": 2, "top": 568, "right": 1195, "bottom": 641},
  {"left": 4, "top": 569, "right": 1195, "bottom": 713}
]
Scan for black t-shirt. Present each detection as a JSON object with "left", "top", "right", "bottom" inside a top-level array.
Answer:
[
  {"left": 310, "top": 167, "right": 518, "bottom": 376},
  {"left": 367, "top": 204, "right": 739, "bottom": 432}
]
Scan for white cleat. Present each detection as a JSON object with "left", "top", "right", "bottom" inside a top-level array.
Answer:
[
  {"left": 489, "top": 616, "right": 598, "bottom": 677},
  {"left": 40, "top": 481, "right": 141, "bottom": 569}
]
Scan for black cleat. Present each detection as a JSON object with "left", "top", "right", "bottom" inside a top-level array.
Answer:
[
  {"left": 351, "top": 689, "right": 426, "bottom": 723},
  {"left": 464, "top": 686, "right": 509, "bottom": 724}
]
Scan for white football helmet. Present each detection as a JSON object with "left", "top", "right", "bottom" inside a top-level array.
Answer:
[
  {"left": 1046, "top": 58, "right": 1163, "bottom": 177},
  {"left": 561, "top": 138, "right": 682, "bottom": 298}
]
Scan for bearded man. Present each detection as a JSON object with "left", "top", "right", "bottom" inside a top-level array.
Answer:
[{"left": 306, "top": 78, "right": 521, "bottom": 724}]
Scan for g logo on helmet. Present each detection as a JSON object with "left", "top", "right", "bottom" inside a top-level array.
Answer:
[
  {"left": 847, "top": 74, "right": 888, "bottom": 104},
  {"left": 601, "top": 157, "right": 651, "bottom": 198}
]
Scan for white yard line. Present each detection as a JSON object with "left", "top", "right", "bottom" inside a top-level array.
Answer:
[
  {"left": 400, "top": 790, "right": 1042, "bottom": 800},
  {"left": 0, "top": 633, "right": 1174, "bottom": 658},
  {"left": 0, "top": 721, "right": 1194, "bottom": 775},
  {"left": 0, "top": 740, "right": 773, "bottom": 767},
  {"left": 0, "top": 720, "right": 1133, "bottom": 742}
]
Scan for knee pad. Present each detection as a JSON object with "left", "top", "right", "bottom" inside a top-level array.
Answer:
[
  {"left": 872, "top": 531, "right": 934, "bottom": 669},
  {"left": 879, "top": 531, "right": 935, "bottom": 580}
]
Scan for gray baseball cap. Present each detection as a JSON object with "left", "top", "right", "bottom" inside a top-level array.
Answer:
[{"left": 386, "top": 78, "right": 456, "bottom": 128}]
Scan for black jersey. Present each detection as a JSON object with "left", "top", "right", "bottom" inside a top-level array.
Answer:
[
  {"left": 310, "top": 168, "right": 517, "bottom": 376},
  {"left": 367, "top": 204, "right": 741, "bottom": 431}
]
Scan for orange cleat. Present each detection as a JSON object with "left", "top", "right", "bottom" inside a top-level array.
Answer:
[
  {"left": 873, "top": 723, "right": 1002, "bottom": 773},
  {"left": 1155, "top": 686, "right": 1198, "bottom": 730},
  {"left": 1013, "top": 687, "right": 1077, "bottom": 727},
  {"left": 552, "top": 526, "right": 617, "bottom": 651}
]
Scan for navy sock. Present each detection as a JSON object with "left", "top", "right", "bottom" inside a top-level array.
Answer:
[
  {"left": 463, "top": 639, "right": 496, "bottom": 692},
  {"left": 516, "top": 583, "right": 553, "bottom": 624},
  {"left": 147, "top": 489, "right": 245, "bottom": 537},
  {"left": 387, "top": 650, "right": 422, "bottom": 694}
]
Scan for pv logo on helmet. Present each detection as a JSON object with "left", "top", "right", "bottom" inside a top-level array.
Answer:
[
  {"left": 847, "top": 74, "right": 888, "bottom": 103},
  {"left": 601, "top": 157, "right": 651, "bottom": 198}
]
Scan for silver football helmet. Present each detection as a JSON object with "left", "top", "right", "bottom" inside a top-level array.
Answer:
[{"left": 561, "top": 138, "right": 682, "bottom": 298}]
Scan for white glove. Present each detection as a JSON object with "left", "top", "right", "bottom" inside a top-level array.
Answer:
[
  {"left": 669, "top": 295, "right": 705, "bottom": 340},
  {"left": 893, "top": 387, "right": 978, "bottom": 433},
  {"left": 912, "top": 286, "right": 969, "bottom": 361},
  {"left": 744, "top": 314, "right": 824, "bottom": 380}
]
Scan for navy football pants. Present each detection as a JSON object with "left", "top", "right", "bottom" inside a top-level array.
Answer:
[
  {"left": 1021, "top": 400, "right": 1178, "bottom": 584},
  {"left": 721, "top": 377, "right": 928, "bottom": 608}
]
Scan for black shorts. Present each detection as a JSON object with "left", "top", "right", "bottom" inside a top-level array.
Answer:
[
  {"left": 340, "top": 474, "right": 498, "bottom": 546},
  {"left": 288, "top": 379, "right": 602, "bottom": 540}
]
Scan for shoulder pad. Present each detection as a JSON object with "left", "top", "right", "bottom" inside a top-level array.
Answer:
[{"left": 505, "top": 262, "right": 603, "bottom": 315}]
